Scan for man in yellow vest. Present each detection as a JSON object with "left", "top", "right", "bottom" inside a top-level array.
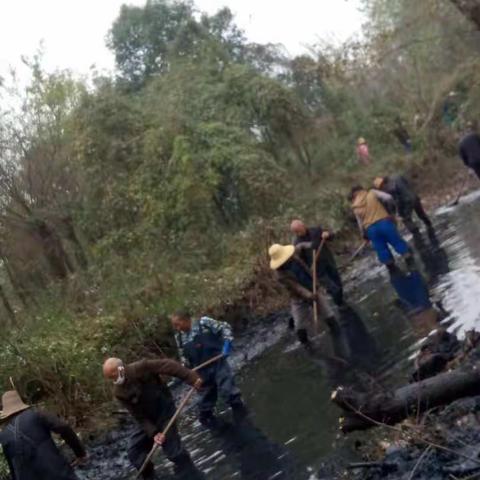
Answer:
[{"left": 349, "top": 185, "right": 413, "bottom": 270}]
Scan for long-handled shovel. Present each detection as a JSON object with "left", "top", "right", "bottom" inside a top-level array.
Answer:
[
  {"left": 312, "top": 239, "right": 326, "bottom": 330},
  {"left": 136, "top": 353, "right": 224, "bottom": 478},
  {"left": 339, "top": 240, "right": 368, "bottom": 270}
]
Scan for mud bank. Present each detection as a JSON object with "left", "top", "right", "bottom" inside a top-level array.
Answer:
[{"left": 340, "top": 335, "right": 480, "bottom": 480}]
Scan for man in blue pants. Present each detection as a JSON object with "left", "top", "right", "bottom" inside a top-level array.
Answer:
[
  {"left": 349, "top": 185, "right": 414, "bottom": 271},
  {"left": 171, "top": 311, "right": 248, "bottom": 429}
]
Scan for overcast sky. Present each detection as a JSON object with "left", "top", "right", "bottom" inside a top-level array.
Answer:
[{"left": 0, "top": 0, "right": 364, "bottom": 79}]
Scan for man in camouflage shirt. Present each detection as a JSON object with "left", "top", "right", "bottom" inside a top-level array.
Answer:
[{"left": 171, "top": 312, "right": 248, "bottom": 428}]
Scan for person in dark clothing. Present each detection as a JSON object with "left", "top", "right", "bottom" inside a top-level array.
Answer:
[
  {"left": 373, "top": 175, "right": 433, "bottom": 234},
  {"left": 103, "top": 357, "right": 202, "bottom": 480},
  {"left": 459, "top": 123, "right": 480, "bottom": 179},
  {"left": 0, "top": 390, "right": 87, "bottom": 480},
  {"left": 269, "top": 243, "right": 340, "bottom": 350},
  {"left": 171, "top": 312, "right": 248, "bottom": 429},
  {"left": 290, "top": 219, "right": 344, "bottom": 306}
]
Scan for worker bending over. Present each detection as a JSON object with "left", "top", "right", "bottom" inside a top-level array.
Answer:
[
  {"left": 269, "top": 243, "right": 340, "bottom": 350},
  {"left": 349, "top": 185, "right": 414, "bottom": 272},
  {"left": 103, "top": 357, "right": 202, "bottom": 479},
  {"left": 171, "top": 312, "right": 248, "bottom": 429},
  {"left": 0, "top": 389, "right": 87, "bottom": 480},
  {"left": 373, "top": 175, "right": 432, "bottom": 234}
]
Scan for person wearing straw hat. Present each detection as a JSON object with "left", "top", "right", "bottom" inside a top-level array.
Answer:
[
  {"left": 268, "top": 243, "right": 339, "bottom": 350},
  {"left": 0, "top": 390, "right": 87, "bottom": 480},
  {"left": 103, "top": 357, "right": 203, "bottom": 479},
  {"left": 373, "top": 175, "right": 432, "bottom": 235}
]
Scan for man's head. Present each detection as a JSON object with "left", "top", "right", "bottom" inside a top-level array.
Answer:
[
  {"left": 373, "top": 176, "right": 386, "bottom": 190},
  {"left": 348, "top": 185, "right": 364, "bottom": 202},
  {"left": 171, "top": 310, "right": 192, "bottom": 333},
  {"left": 290, "top": 219, "right": 307, "bottom": 237},
  {"left": 103, "top": 357, "right": 125, "bottom": 384}
]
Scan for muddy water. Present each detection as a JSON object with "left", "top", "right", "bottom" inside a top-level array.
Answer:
[{"left": 78, "top": 190, "right": 480, "bottom": 480}]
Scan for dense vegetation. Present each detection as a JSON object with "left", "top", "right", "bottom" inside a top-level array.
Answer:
[{"left": 0, "top": 0, "right": 479, "bottom": 420}]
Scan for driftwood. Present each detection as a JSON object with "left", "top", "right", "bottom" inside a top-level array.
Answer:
[{"left": 332, "top": 365, "right": 480, "bottom": 433}]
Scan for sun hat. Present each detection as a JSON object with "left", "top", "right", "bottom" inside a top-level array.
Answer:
[
  {"left": 357, "top": 137, "right": 366, "bottom": 145},
  {"left": 0, "top": 390, "right": 31, "bottom": 421},
  {"left": 268, "top": 244, "right": 295, "bottom": 270}
]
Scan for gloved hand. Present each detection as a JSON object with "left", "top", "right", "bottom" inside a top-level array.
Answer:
[{"left": 222, "top": 340, "right": 232, "bottom": 357}]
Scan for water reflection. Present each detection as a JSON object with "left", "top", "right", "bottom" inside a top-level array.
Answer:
[{"left": 210, "top": 417, "right": 301, "bottom": 480}]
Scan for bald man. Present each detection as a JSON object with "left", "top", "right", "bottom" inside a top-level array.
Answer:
[
  {"left": 103, "top": 357, "right": 202, "bottom": 479},
  {"left": 290, "top": 220, "right": 344, "bottom": 306}
]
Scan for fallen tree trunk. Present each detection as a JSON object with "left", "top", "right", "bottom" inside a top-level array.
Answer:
[{"left": 332, "top": 365, "right": 480, "bottom": 433}]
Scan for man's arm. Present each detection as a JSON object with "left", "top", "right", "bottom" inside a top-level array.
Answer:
[
  {"left": 39, "top": 412, "right": 86, "bottom": 459},
  {"left": 373, "top": 189, "right": 396, "bottom": 215},
  {"left": 138, "top": 359, "right": 200, "bottom": 386},
  {"left": 277, "top": 272, "right": 313, "bottom": 301},
  {"left": 200, "top": 316, "right": 233, "bottom": 342},
  {"left": 174, "top": 333, "right": 188, "bottom": 365},
  {"left": 354, "top": 213, "right": 367, "bottom": 239}
]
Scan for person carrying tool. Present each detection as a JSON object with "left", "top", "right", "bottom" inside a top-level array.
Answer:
[
  {"left": 290, "top": 219, "right": 344, "bottom": 306},
  {"left": 0, "top": 389, "right": 87, "bottom": 480},
  {"left": 103, "top": 357, "right": 202, "bottom": 480},
  {"left": 373, "top": 175, "right": 433, "bottom": 234},
  {"left": 268, "top": 243, "right": 340, "bottom": 350},
  {"left": 459, "top": 121, "right": 480, "bottom": 180},
  {"left": 349, "top": 185, "right": 414, "bottom": 272},
  {"left": 171, "top": 312, "right": 248, "bottom": 429}
]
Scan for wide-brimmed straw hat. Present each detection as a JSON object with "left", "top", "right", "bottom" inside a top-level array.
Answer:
[
  {"left": 268, "top": 244, "right": 295, "bottom": 270},
  {"left": 373, "top": 176, "right": 385, "bottom": 189},
  {"left": 357, "top": 137, "right": 366, "bottom": 145},
  {"left": 1, "top": 390, "right": 31, "bottom": 421}
]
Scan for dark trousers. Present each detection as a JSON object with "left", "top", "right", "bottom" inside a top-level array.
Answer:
[
  {"left": 128, "top": 423, "right": 190, "bottom": 478},
  {"left": 319, "top": 265, "right": 344, "bottom": 305},
  {"left": 198, "top": 361, "right": 242, "bottom": 415},
  {"left": 401, "top": 197, "right": 432, "bottom": 233}
]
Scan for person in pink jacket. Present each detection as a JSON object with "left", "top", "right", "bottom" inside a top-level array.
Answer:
[{"left": 356, "top": 137, "right": 370, "bottom": 165}]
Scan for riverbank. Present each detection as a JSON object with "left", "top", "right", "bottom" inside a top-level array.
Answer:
[{"left": 340, "top": 333, "right": 480, "bottom": 480}]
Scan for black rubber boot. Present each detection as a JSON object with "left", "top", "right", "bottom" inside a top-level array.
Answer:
[
  {"left": 325, "top": 316, "right": 341, "bottom": 335},
  {"left": 403, "top": 252, "right": 416, "bottom": 272},
  {"left": 173, "top": 451, "right": 198, "bottom": 477},
  {"left": 231, "top": 401, "right": 249, "bottom": 424},
  {"left": 386, "top": 260, "right": 399, "bottom": 276},
  {"left": 142, "top": 471, "right": 159, "bottom": 480}
]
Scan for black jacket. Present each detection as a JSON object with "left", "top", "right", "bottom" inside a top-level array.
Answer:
[
  {"left": 293, "top": 226, "right": 337, "bottom": 275},
  {"left": 0, "top": 408, "right": 85, "bottom": 480},
  {"left": 382, "top": 175, "right": 417, "bottom": 215},
  {"left": 459, "top": 132, "right": 480, "bottom": 167},
  {"left": 113, "top": 359, "right": 199, "bottom": 437}
]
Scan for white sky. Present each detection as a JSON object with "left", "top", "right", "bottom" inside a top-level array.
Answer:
[{"left": 0, "top": 0, "right": 364, "bottom": 79}]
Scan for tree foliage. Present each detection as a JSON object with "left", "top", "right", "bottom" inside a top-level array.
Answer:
[{"left": 1, "top": 0, "right": 480, "bottom": 417}]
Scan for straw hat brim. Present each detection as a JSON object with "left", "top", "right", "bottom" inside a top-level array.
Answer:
[
  {"left": 0, "top": 398, "right": 31, "bottom": 421},
  {"left": 269, "top": 245, "right": 295, "bottom": 270}
]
